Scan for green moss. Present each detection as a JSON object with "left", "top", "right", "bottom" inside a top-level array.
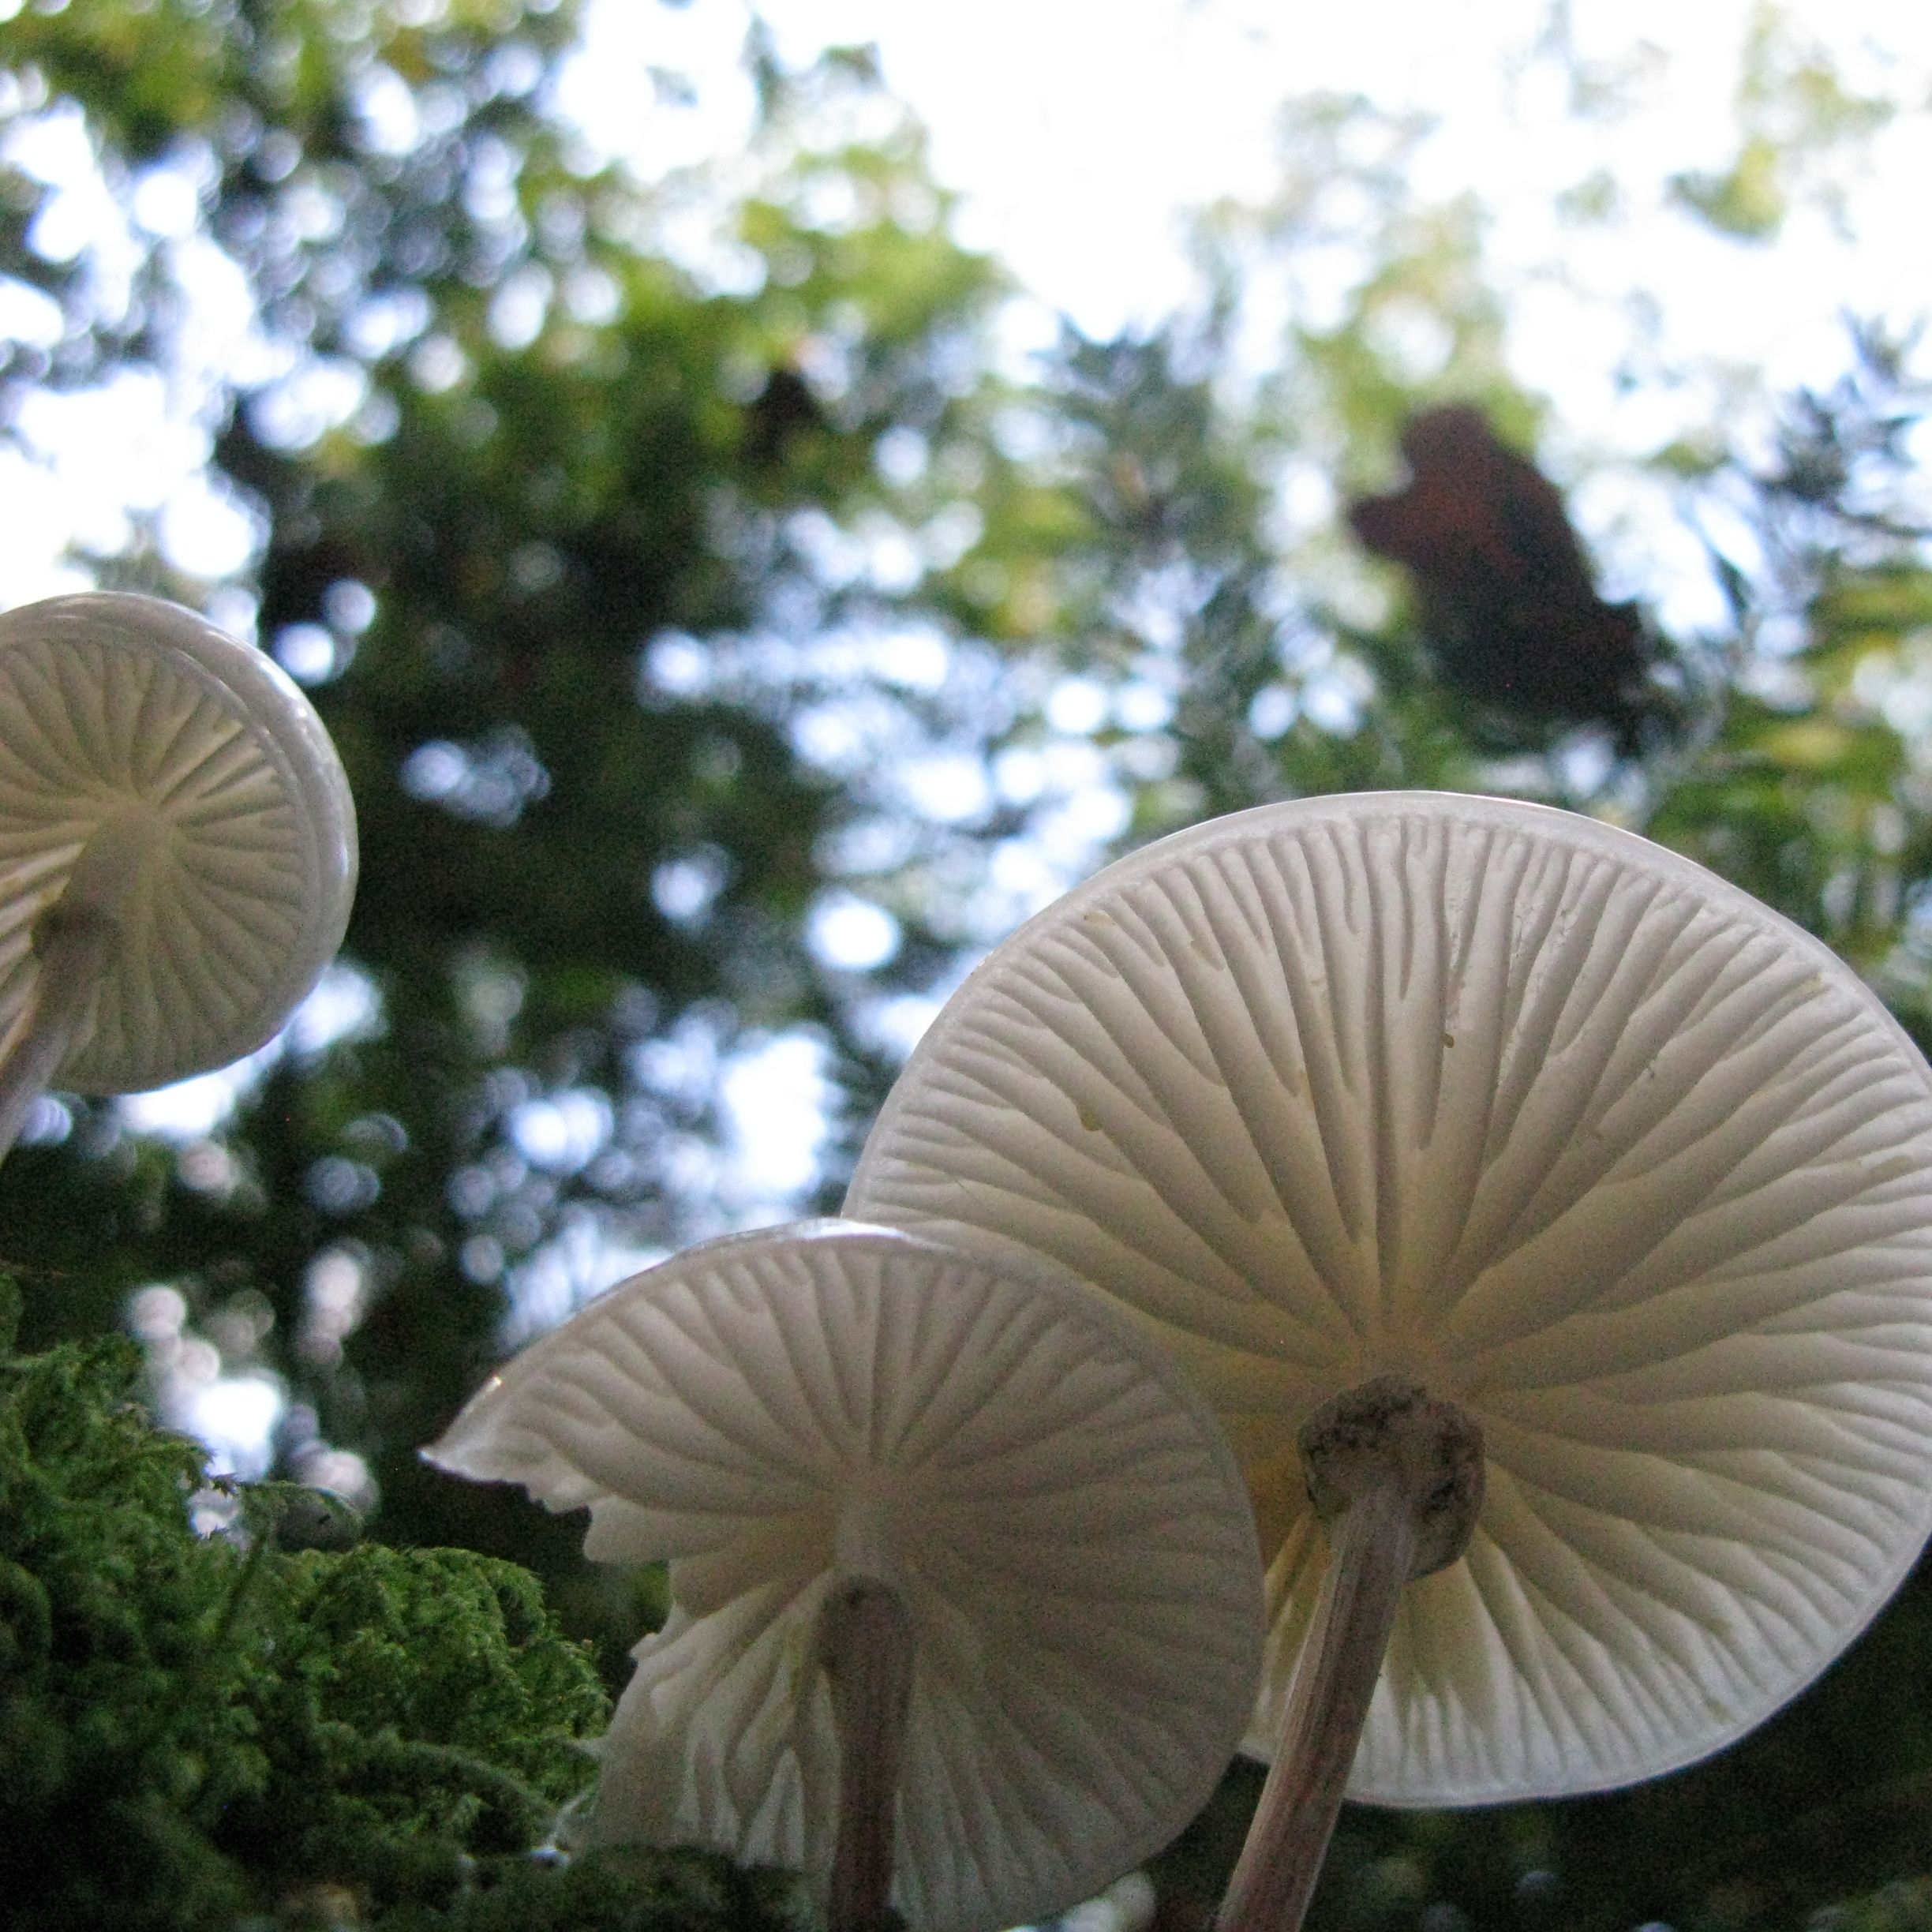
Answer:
[{"left": 0, "top": 1280, "right": 805, "bottom": 1930}]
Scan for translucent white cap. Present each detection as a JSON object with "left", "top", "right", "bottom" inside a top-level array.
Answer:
[
  {"left": 426, "top": 1219, "right": 1265, "bottom": 1932},
  {"left": 0, "top": 593, "right": 358, "bottom": 1093},
  {"left": 847, "top": 791, "right": 1932, "bottom": 1803}
]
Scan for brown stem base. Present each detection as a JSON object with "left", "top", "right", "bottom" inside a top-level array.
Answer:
[
  {"left": 818, "top": 1575, "right": 915, "bottom": 1932},
  {"left": 1216, "top": 1376, "right": 1483, "bottom": 1932}
]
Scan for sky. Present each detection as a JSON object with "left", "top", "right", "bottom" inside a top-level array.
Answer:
[
  {"left": 566, "top": 0, "right": 1932, "bottom": 400},
  {"left": 8, "top": 0, "right": 1930, "bottom": 608},
  {"left": 544, "top": 0, "right": 1932, "bottom": 652}
]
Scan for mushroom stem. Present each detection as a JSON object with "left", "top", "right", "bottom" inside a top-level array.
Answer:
[
  {"left": 818, "top": 1575, "right": 915, "bottom": 1932},
  {"left": 1216, "top": 1376, "right": 1484, "bottom": 1932},
  {"left": 0, "top": 904, "right": 117, "bottom": 1160}
]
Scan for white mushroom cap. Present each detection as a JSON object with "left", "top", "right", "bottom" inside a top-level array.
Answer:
[
  {"left": 845, "top": 791, "right": 1932, "bottom": 1805},
  {"left": 425, "top": 1219, "right": 1265, "bottom": 1932},
  {"left": 0, "top": 593, "right": 357, "bottom": 1093}
]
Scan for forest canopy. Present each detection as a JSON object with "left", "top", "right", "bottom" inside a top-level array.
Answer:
[{"left": 4, "top": 2, "right": 1932, "bottom": 1927}]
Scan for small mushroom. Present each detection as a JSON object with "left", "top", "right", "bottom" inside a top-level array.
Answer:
[
  {"left": 0, "top": 593, "right": 357, "bottom": 1155},
  {"left": 425, "top": 1219, "right": 1266, "bottom": 1932},
  {"left": 845, "top": 790, "right": 1932, "bottom": 1928}
]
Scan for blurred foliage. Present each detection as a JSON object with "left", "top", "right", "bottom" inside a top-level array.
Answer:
[
  {"left": 0, "top": 0, "right": 1041, "bottom": 1598},
  {"left": 0, "top": 1275, "right": 804, "bottom": 1930},
  {"left": 1668, "top": 1, "right": 1893, "bottom": 242},
  {"left": 1646, "top": 328, "right": 1932, "bottom": 1010},
  {"left": 3, "top": 2, "right": 1932, "bottom": 1930}
]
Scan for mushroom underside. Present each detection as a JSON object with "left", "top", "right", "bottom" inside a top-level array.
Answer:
[{"left": 844, "top": 792, "right": 1932, "bottom": 1803}]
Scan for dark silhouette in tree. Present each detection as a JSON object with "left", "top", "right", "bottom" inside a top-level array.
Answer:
[
  {"left": 743, "top": 367, "right": 832, "bottom": 467},
  {"left": 1348, "top": 406, "right": 1658, "bottom": 750}
]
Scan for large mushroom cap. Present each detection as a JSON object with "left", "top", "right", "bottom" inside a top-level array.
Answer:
[
  {"left": 426, "top": 1219, "right": 1264, "bottom": 1932},
  {"left": 845, "top": 791, "right": 1932, "bottom": 1804},
  {"left": 0, "top": 593, "right": 358, "bottom": 1093}
]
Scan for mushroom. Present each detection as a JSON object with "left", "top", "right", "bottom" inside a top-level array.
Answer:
[
  {"left": 844, "top": 789, "right": 1932, "bottom": 1928},
  {"left": 425, "top": 1219, "right": 1266, "bottom": 1932},
  {"left": 0, "top": 592, "right": 358, "bottom": 1156}
]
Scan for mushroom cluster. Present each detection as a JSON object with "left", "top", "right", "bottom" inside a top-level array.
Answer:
[
  {"left": 845, "top": 789, "right": 1932, "bottom": 1928},
  {"left": 0, "top": 593, "right": 358, "bottom": 1158},
  {"left": 15, "top": 555, "right": 1932, "bottom": 1929}
]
